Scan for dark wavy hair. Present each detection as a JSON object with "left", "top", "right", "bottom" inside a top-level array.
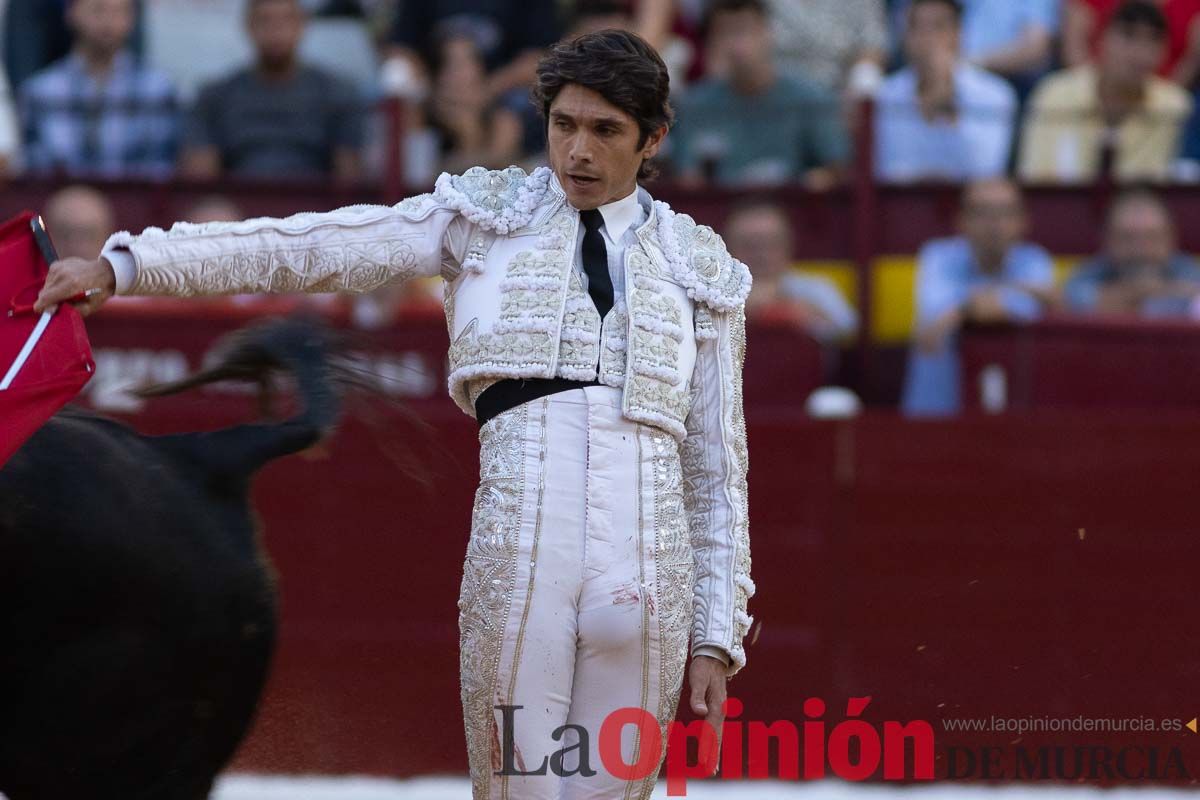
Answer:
[
  {"left": 909, "top": 0, "right": 964, "bottom": 21},
  {"left": 1109, "top": 0, "right": 1168, "bottom": 38},
  {"left": 532, "top": 29, "right": 674, "bottom": 180}
]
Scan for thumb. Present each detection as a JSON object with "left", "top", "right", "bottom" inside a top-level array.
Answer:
[
  {"left": 33, "top": 279, "right": 60, "bottom": 314},
  {"left": 690, "top": 682, "right": 707, "bottom": 715}
]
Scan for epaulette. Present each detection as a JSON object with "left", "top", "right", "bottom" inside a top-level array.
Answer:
[
  {"left": 652, "top": 201, "right": 752, "bottom": 312},
  {"left": 433, "top": 165, "right": 554, "bottom": 235}
]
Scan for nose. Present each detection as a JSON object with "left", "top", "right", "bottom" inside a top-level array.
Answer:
[{"left": 569, "top": 131, "right": 594, "bottom": 164}]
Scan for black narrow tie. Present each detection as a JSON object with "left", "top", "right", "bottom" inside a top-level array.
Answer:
[{"left": 580, "top": 209, "right": 613, "bottom": 320}]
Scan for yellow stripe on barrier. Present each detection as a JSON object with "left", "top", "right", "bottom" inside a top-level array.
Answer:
[{"left": 786, "top": 256, "right": 1088, "bottom": 345}]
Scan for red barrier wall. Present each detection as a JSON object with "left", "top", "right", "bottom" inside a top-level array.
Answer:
[
  {"left": 228, "top": 409, "right": 1200, "bottom": 781},
  {"left": 961, "top": 316, "right": 1200, "bottom": 411}
]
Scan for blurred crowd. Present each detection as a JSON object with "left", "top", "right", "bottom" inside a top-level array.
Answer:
[
  {"left": 900, "top": 178, "right": 1200, "bottom": 415},
  {"left": 6, "top": 0, "right": 1200, "bottom": 185},
  {"left": 4, "top": 0, "right": 1200, "bottom": 416}
]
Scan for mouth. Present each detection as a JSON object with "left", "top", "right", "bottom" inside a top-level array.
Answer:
[{"left": 567, "top": 173, "right": 599, "bottom": 189}]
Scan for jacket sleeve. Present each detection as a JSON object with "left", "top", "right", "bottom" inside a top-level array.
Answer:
[
  {"left": 100, "top": 193, "right": 470, "bottom": 297},
  {"left": 680, "top": 302, "right": 754, "bottom": 677}
]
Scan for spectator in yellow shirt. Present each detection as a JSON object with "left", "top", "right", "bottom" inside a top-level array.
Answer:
[{"left": 1018, "top": 0, "right": 1192, "bottom": 183}]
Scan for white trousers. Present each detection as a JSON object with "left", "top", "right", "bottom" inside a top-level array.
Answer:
[{"left": 457, "top": 385, "right": 694, "bottom": 799}]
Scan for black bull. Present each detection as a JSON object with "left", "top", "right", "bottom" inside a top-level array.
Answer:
[{"left": 0, "top": 319, "right": 345, "bottom": 799}]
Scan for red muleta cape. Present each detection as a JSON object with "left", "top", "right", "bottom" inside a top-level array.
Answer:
[{"left": 0, "top": 211, "right": 94, "bottom": 468}]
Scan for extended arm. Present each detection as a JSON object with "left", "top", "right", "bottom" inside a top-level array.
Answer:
[
  {"left": 35, "top": 195, "right": 469, "bottom": 314},
  {"left": 36, "top": 166, "right": 554, "bottom": 315},
  {"left": 102, "top": 196, "right": 464, "bottom": 297}
]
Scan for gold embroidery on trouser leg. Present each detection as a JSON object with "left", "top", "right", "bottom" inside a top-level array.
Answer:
[
  {"left": 636, "top": 428, "right": 694, "bottom": 799},
  {"left": 500, "top": 397, "right": 550, "bottom": 800},
  {"left": 458, "top": 405, "right": 528, "bottom": 799}
]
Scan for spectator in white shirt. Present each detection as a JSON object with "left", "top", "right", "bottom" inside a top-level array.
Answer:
[
  {"left": 874, "top": 0, "right": 1017, "bottom": 182},
  {"left": 0, "top": 67, "right": 17, "bottom": 174},
  {"left": 724, "top": 198, "right": 858, "bottom": 341}
]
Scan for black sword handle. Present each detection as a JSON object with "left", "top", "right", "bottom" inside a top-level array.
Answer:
[{"left": 30, "top": 215, "right": 60, "bottom": 267}]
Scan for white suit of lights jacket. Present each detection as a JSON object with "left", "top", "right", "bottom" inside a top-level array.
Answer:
[{"left": 101, "top": 165, "right": 757, "bottom": 676}]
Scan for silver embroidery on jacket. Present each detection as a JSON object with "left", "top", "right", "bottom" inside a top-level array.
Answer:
[
  {"left": 622, "top": 251, "right": 691, "bottom": 440},
  {"left": 446, "top": 208, "right": 576, "bottom": 414},
  {"left": 116, "top": 196, "right": 446, "bottom": 297},
  {"left": 557, "top": 269, "right": 602, "bottom": 380}
]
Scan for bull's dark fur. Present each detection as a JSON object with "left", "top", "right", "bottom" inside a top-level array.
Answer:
[{"left": 0, "top": 318, "right": 343, "bottom": 799}]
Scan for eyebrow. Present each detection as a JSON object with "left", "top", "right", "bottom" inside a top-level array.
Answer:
[{"left": 550, "top": 110, "right": 627, "bottom": 128}]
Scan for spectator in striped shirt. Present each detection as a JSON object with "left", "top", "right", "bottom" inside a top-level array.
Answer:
[{"left": 17, "top": 0, "right": 178, "bottom": 178}]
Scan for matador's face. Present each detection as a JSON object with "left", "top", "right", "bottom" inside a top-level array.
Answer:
[{"left": 546, "top": 84, "right": 666, "bottom": 211}]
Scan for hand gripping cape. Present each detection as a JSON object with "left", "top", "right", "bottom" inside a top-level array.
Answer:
[{"left": 0, "top": 211, "right": 94, "bottom": 468}]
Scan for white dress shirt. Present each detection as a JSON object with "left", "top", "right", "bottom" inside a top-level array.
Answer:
[
  {"left": 874, "top": 62, "right": 1017, "bottom": 182},
  {"left": 569, "top": 180, "right": 645, "bottom": 310}
]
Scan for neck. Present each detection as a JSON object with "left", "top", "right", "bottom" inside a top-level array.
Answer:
[
  {"left": 75, "top": 44, "right": 118, "bottom": 78},
  {"left": 974, "top": 247, "right": 1006, "bottom": 273},
  {"left": 730, "top": 62, "right": 774, "bottom": 95},
  {"left": 1097, "top": 72, "right": 1145, "bottom": 120},
  {"left": 599, "top": 180, "right": 637, "bottom": 208},
  {"left": 256, "top": 56, "right": 297, "bottom": 81},
  {"left": 916, "top": 63, "right": 955, "bottom": 91}
]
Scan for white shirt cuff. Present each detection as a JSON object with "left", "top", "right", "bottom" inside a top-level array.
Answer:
[{"left": 101, "top": 247, "right": 137, "bottom": 294}]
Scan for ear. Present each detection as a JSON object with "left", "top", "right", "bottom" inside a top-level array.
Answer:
[{"left": 641, "top": 125, "right": 669, "bottom": 160}]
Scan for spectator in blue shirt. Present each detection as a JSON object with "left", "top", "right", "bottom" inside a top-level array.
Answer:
[
  {"left": 902, "top": 178, "right": 1055, "bottom": 416},
  {"left": 891, "top": 0, "right": 1060, "bottom": 90},
  {"left": 17, "top": 0, "right": 177, "bottom": 178},
  {"left": 875, "top": 0, "right": 1018, "bottom": 182},
  {"left": 959, "top": 0, "right": 1060, "bottom": 89},
  {"left": 1064, "top": 189, "right": 1200, "bottom": 317}
]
